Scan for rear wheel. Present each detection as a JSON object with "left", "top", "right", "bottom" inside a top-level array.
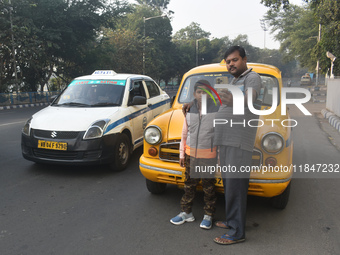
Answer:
[
  {"left": 270, "top": 182, "right": 291, "bottom": 209},
  {"left": 110, "top": 133, "right": 130, "bottom": 171},
  {"left": 146, "top": 179, "right": 167, "bottom": 194}
]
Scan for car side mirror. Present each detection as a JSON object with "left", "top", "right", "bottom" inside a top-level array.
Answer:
[{"left": 131, "top": 96, "right": 146, "bottom": 105}]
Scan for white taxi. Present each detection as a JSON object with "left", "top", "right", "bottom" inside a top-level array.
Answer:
[{"left": 21, "top": 70, "right": 171, "bottom": 170}]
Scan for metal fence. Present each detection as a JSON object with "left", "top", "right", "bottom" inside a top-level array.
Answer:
[
  {"left": 0, "top": 91, "right": 61, "bottom": 106},
  {"left": 0, "top": 87, "right": 179, "bottom": 107}
]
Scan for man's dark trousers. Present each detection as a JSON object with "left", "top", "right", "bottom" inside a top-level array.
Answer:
[{"left": 220, "top": 146, "right": 252, "bottom": 240}]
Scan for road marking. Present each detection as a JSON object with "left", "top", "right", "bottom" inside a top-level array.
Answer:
[{"left": 0, "top": 121, "right": 25, "bottom": 127}]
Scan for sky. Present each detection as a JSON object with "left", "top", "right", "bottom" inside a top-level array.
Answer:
[{"left": 130, "top": 0, "right": 305, "bottom": 49}]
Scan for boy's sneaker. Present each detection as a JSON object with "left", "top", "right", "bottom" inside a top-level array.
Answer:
[
  {"left": 170, "top": 212, "right": 195, "bottom": 225},
  {"left": 200, "top": 215, "right": 212, "bottom": 229}
]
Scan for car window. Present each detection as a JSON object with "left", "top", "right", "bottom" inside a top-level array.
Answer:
[
  {"left": 178, "top": 72, "right": 279, "bottom": 107},
  {"left": 53, "top": 79, "right": 126, "bottom": 107},
  {"left": 178, "top": 73, "right": 232, "bottom": 103},
  {"left": 129, "top": 80, "right": 146, "bottom": 103},
  {"left": 145, "top": 80, "right": 160, "bottom": 98},
  {"left": 259, "top": 75, "right": 280, "bottom": 106}
]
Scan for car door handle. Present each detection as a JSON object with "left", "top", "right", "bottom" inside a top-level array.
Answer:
[{"left": 148, "top": 103, "right": 153, "bottom": 107}]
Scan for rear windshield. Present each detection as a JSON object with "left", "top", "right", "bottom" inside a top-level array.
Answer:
[{"left": 52, "top": 79, "right": 126, "bottom": 107}]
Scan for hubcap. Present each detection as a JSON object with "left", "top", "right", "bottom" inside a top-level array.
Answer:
[{"left": 118, "top": 142, "right": 128, "bottom": 164}]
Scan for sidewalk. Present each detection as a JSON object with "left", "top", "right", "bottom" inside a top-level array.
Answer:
[
  {"left": 302, "top": 102, "right": 340, "bottom": 152},
  {"left": 0, "top": 102, "right": 49, "bottom": 111}
]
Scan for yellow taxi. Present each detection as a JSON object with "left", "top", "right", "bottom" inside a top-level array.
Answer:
[{"left": 139, "top": 61, "right": 294, "bottom": 209}]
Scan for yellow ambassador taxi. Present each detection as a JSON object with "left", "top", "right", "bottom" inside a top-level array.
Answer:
[{"left": 139, "top": 61, "right": 293, "bottom": 209}]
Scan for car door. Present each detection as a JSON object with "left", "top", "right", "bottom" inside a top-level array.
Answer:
[
  {"left": 144, "top": 80, "right": 168, "bottom": 119},
  {"left": 128, "top": 79, "right": 152, "bottom": 147}
]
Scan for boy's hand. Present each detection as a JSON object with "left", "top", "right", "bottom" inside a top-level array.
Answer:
[
  {"left": 182, "top": 102, "right": 193, "bottom": 116},
  {"left": 179, "top": 158, "right": 185, "bottom": 167}
]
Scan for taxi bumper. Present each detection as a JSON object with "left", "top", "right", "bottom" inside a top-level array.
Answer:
[
  {"left": 140, "top": 155, "right": 291, "bottom": 198},
  {"left": 21, "top": 130, "right": 118, "bottom": 165}
]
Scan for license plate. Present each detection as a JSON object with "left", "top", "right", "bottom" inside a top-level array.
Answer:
[{"left": 38, "top": 140, "right": 67, "bottom": 151}]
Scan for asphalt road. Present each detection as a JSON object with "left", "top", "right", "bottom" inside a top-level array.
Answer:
[{"left": 1, "top": 103, "right": 340, "bottom": 255}]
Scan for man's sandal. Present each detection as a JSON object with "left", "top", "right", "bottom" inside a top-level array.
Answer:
[
  {"left": 214, "top": 221, "right": 229, "bottom": 229},
  {"left": 213, "top": 234, "right": 245, "bottom": 245}
]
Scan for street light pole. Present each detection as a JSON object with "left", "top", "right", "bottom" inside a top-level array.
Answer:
[
  {"left": 260, "top": 19, "right": 268, "bottom": 49},
  {"left": 316, "top": 24, "right": 321, "bottom": 86},
  {"left": 143, "top": 14, "right": 166, "bottom": 75}
]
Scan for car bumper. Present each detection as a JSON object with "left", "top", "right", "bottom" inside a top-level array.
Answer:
[
  {"left": 21, "top": 129, "right": 119, "bottom": 165},
  {"left": 139, "top": 155, "right": 292, "bottom": 198}
]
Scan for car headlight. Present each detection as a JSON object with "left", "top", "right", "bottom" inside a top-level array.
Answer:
[
  {"left": 144, "top": 126, "right": 162, "bottom": 145},
  {"left": 22, "top": 118, "right": 32, "bottom": 136},
  {"left": 83, "top": 119, "right": 109, "bottom": 140},
  {"left": 261, "top": 132, "right": 284, "bottom": 154}
]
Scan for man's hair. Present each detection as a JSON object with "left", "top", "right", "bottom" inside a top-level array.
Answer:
[
  {"left": 224, "top": 46, "right": 246, "bottom": 60},
  {"left": 194, "top": 80, "right": 211, "bottom": 92}
]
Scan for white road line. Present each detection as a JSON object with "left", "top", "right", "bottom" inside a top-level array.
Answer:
[{"left": 0, "top": 121, "right": 25, "bottom": 127}]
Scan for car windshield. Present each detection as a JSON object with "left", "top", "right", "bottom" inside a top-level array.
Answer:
[
  {"left": 178, "top": 72, "right": 280, "bottom": 107},
  {"left": 52, "top": 79, "right": 126, "bottom": 107}
]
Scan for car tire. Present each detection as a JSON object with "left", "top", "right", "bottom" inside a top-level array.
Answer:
[
  {"left": 146, "top": 179, "right": 167, "bottom": 194},
  {"left": 270, "top": 182, "right": 291, "bottom": 210},
  {"left": 110, "top": 133, "right": 130, "bottom": 171}
]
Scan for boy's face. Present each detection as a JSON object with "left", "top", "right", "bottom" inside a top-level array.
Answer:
[{"left": 193, "top": 85, "right": 208, "bottom": 103}]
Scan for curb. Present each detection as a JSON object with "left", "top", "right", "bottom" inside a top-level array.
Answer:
[
  {"left": 0, "top": 102, "right": 49, "bottom": 111},
  {"left": 321, "top": 109, "right": 340, "bottom": 132}
]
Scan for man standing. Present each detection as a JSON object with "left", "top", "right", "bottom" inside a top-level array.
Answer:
[{"left": 213, "top": 46, "right": 261, "bottom": 245}]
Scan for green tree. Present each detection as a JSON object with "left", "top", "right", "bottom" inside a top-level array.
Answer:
[
  {"left": 135, "top": 0, "right": 170, "bottom": 10},
  {"left": 262, "top": 0, "right": 340, "bottom": 75},
  {"left": 99, "top": 28, "right": 144, "bottom": 73},
  {"left": 315, "top": 0, "right": 340, "bottom": 75},
  {"left": 263, "top": 4, "right": 319, "bottom": 72},
  {"left": 118, "top": 4, "right": 173, "bottom": 83},
  {"left": 0, "top": 0, "right": 129, "bottom": 92},
  {"left": 173, "top": 22, "right": 211, "bottom": 41}
]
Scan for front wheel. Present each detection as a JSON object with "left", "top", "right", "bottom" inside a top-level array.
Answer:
[
  {"left": 109, "top": 133, "right": 130, "bottom": 171},
  {"left": 270, "top": 182, "right": 291, "bottom": 210},
  {"left": 146, "top": 179, "right": 167, "bottom": 194}
]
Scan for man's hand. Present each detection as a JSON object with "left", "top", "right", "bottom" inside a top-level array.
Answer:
[
  {"left": 179, "top": 158, "right": 185, "bottom": 167},
  {"left": 219, "top": 89, "right": 233, "bottom": 106}
]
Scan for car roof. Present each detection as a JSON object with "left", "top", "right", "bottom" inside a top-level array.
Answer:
[
  {"left": 74, "top": 71, "right": 153, "bottom": 81},
  {"left": 184, "top": 61, "right": 282, "bottom": 78}
]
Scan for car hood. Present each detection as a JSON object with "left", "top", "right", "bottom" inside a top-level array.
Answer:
[
  {"left": 167, "top": 109, "right": 185, "bottom": 141},
  {"left": 31, "top": 106, "right": 120, "bottom": 131}
]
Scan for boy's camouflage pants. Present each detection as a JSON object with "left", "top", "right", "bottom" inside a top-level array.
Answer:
[{"left": 180, "top": 154, "right": 217, "bottom": 216}]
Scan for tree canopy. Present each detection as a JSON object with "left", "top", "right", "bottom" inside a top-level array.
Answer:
[
  {"left": 262, "top": 0, "right": 340, "bottom": 75},
  {"left": 2, "top": 0, "right": 339, "bottom": 93}
]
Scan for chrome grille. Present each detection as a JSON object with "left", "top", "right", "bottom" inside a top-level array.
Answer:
[
  {"left": 159, "top": 142, "right": 262, "bottom": 166},
  {"left": 159, "top": 142, "right": 180, "bottom": 162},
  {"left": 33, "top": 129, "right": 80, "bottom": 139}
]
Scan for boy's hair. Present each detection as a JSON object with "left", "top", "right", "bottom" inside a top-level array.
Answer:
[
  {"left": 224, "top": 45, "right": 246, "bottom": 60},
  {"left": 194, "top": 80, "right": 211, "bottom": 92}
]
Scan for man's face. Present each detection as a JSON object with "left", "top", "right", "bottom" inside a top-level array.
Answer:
[
  {"left": 225, "top": 51, "right": 247, "bottom": 78},
  {"left": 193, "top": 85, "right": 208, "bottom": 103}
]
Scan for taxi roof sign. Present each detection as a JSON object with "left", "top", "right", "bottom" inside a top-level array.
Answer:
[{"left": 92, "top": 70, "right": 117, "bottom": 75}]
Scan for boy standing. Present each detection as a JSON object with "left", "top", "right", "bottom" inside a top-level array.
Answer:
[{"left": 170, "top": 80, "right": 219, "bottom": 229}]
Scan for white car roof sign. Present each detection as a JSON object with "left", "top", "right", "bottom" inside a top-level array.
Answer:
[{"left": 92, "top": 70, "right": 117, "bottom": 75}]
